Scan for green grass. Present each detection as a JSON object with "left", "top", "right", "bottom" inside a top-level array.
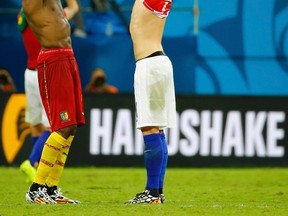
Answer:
[{"left": 0, "top": 167, "right": 287, "bottom": 216}]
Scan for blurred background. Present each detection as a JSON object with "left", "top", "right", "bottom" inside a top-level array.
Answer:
[{"left": 0, "top": 0, "right": 287, "bottom": 95}]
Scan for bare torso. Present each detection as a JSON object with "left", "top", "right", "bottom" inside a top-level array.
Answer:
[
  {"left": 130, "top": 0, "right": 166, "bottom": 61},
  {"left": 22, "top": 0, "right": 71, "bottom": 48}
]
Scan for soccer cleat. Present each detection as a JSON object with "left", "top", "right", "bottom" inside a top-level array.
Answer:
[
  {"left": 20, "top": 160, "right": 36, "bottom": 183},
  {"left": 160, "top": 194, "right": 165, "bottom": 203},
  {"left": 125, "top": 190, "right": 161, "bottom": 204},
  {"left": 49, "top": 187, "right": 80, "bottom": 204},
  {"left": 25, "top": 187, "right": 56, "bottom": 204}
]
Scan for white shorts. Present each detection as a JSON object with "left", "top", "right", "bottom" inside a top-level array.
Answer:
[
  {"left": 24, "top": 68, "right": 50, "bottom": 127},
  {"left": 134, "top": 54, "right": 176, "bottom": 129}
]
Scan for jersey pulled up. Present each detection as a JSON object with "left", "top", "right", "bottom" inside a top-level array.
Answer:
[
  {"left": 17, "top": 10, "right": 41, "bottom": 70},
  {"left": 141, "top": 0, "right": 172, "bottom": 18}
]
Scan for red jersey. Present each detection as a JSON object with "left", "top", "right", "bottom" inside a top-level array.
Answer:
[
  {"left": 17, "top": 10, "right": 41, "bottom": 69},
  {"left": 22, "top": 26, "right": 41, "bottom": 69},
  {"left": 142, "top": 0, "right": 172, "bottom": 18}
]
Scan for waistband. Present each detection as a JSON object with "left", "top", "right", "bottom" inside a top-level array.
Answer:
[
  {"left": 136, "top": 51, "right": 166, "bottom": 62},
  {"left": 39, "top": 47, "right": 73, "bottom": 55}
]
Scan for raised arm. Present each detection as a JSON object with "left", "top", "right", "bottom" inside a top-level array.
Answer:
[
  {"left": 64, "top": 0, "right": 79, "bottom": 20},
  {"left": 21, "top": 0, "right": 43, "bottom": 15}
]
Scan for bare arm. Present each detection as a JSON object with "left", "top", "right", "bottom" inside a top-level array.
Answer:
[
  {"left": 64, "top": 0, "right": 79, "bottom": 20},
  {"left": 22, "top": 0, "right": 43, "bottom": 16}
]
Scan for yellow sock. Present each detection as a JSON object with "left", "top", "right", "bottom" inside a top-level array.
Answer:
[
  {"left": 33, "top": 132, "right": 67, "bottom": 185},
  {"left": 46, "top": 135, "right": 74, "bottom": 187}
]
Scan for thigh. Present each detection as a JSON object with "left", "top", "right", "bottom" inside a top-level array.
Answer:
[{"left": 25, "top": 69, "right": 43, "bottom": 125}]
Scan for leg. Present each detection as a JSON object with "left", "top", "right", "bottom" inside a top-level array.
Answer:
[
  {"left": 125, "top": 126, "right": 162, "bottom": 204},
  {"left": 20, "top": 129, "right": 50, "bottom": 183},
  {"left": 26, "top": 125, "right": 77, "bottom": 204},
  {"left": 29, "top": 130, "right": 51, "bottom": 167},
  {"left": 142, "top": 126, "right": 163, "bottom": 196},
  {"left": 159, "top": 130, "right": 168, "bottom": 203}
]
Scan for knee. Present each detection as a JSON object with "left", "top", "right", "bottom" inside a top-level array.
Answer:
[
  {"left": 57, "top": 125, "right": 77, "bottom": 139},
  {"left": 141, "top": 126, "right": 159, "bottom": 135}
]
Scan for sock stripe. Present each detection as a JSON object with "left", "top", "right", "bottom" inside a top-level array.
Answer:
[
  {"left": 62, "top": 144, "right": 70, "bottom": 151},
  {"left": 45, "top": 143, "right": 62, "bottom": 152},
  {"left": 55, "top": 160, "right": 65, "bottom": 167},
  {"left": 40, "top": 158, "right": 54, "bottom": 167}
]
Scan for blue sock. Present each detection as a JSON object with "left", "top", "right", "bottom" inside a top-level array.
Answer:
[
  {"left": 28, "top": 130, "right": 51, "bottom": 166},
  {"left": 143, "top": 133, "right": 163, "bottom": 192},
  {"left": 159, "top": 133, "right": 168, "bottom": 194},
  {"left": 31, "top": 136, "right": 39, "bottom": 148}
]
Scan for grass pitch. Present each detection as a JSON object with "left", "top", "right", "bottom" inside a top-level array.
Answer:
[{"left": 0, "top": 167, "right": 287, "bottom": 216}]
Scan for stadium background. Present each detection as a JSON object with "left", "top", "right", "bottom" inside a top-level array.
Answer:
[{"left": 0, "top": 0, "right": 288, "bottom": 167}]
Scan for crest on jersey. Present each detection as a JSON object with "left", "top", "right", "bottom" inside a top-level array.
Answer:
[{"left": 60, "top": 111, "right": 70, "bottom": 122}]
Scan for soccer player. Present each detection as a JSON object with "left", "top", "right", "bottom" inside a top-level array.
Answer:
[
  {"left": 18, "top": 0, "right": 80, "bottom": 184},
  {"left": 18, "top": 8, "right": 52, "bottom": 183},
  {"left": 22, "top": 0, "right": 85, "bottom": 204},
  {"left": 125, "top": 0, "right": 176, "bottom": 204}
]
